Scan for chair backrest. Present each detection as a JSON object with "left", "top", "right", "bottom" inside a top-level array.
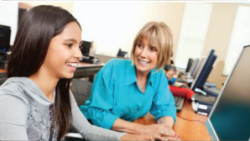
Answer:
[
  {"left": 70, "top": 78, "right": 92, "bottom": 107},
  {"left": 0, "top": 72, "right": 7, "bottom": 86}
]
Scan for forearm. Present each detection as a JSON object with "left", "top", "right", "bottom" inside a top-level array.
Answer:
[
  {"left": 111, "top": 118, "right": 143, "bottom": 134},
  {"left": 157, "top": 116, "right": 174, "bottom": 127}
]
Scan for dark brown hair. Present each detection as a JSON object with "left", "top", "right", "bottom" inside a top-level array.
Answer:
[{"left": 7, "top": 5, "right": 81, "bottom": 140}]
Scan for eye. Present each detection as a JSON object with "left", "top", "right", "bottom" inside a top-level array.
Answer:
[
  {"left": 65, "top": 43, "right": 73, "bottom": 48},
  {"left": 137, "top": 42, "right": 143, "bottom": 48},
  {"left": 150, "top": 47, "right": 157, "bottom": 52}
]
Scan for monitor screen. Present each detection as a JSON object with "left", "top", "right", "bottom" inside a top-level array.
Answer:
[
  {"left": 185, "top": 58, "right": 194, "bottom": 72},
  {"left": 0, "top": 25, "right": 11, "bottom": 53},
  {"left": 192, "top": 58, "right": 205, "bottom": 79},
  {"left": 206, "top": 45, "right": 250, "bottom": 141},
  {"left": 188, "top": 58, "right": 199, "bottom": 77},
  {"left": 190, "top": 49, "right": 216, "bottom": 91}
]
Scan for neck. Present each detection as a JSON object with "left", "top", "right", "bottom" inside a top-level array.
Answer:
[
  {"left": 28, "top": 67, "right": 59, "bottom": 103},
  {"left": 136, "top": 70, "right": 149, "bottom": 80},
  {"left": 136, "top": 70, "right": 149, "bottom": 93}
]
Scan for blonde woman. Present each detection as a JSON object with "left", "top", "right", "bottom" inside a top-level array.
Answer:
[{"left": 81, "top": 22, "right": 180, "bottom": 140}]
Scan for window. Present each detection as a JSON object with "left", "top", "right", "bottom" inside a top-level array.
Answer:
[
  {"left": 223, "top": 6, "right": 250, "bottom": 76},
  {"left": 175, "top": 3, "right": 213, "bottom": 68}
]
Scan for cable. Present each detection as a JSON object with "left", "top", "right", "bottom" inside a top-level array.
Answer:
[{"left": 177, "top": 115, "right": 205, "bottom": 124}]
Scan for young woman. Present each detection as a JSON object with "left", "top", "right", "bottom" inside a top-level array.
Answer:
[
  {"left": 81, "top": 22, "right": 180, "bottom": 140},
  {"left": 0, "top": 5, "right": 153, "bottom": 141}
]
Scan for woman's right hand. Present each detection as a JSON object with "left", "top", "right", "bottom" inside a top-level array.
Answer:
[
  {"left": 137, "top": 124, "right": 180, "bottom": 140},
  {"left": 121, "top": 134, "right": 154, "bottom": 141}
]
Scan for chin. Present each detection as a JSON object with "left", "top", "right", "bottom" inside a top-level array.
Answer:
[
  {"left": 61, "top": 73, "right": 74, "bottom": 79},
  {"left": 136, "top": 66, "right": 150, "bottom": 73}
]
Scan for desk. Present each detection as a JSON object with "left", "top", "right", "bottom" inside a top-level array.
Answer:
[
  {"left": 0, "top": 62, "right": 103, "bottom": 82},
  {"left": 0, "top": 69, "right": 6, "bottom": 78},
  {"left": 75, "top": 62, "right": 103, "bottom": 82},
  {"left": 134, "top": 101, "right": 211, "bottom": 140}
]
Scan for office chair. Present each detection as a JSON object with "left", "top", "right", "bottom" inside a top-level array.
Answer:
[
  {"left": 70, "top": 78, "right": 92, "bottom": 107},
  {"left": 65, "top": 78, "right": 92, "bottom": 140},
  {"left": 0, "top": 72, "right": 7, "bottom": 85}
]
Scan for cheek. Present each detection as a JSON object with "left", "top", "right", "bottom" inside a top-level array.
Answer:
[
  {"left": 134, "top": 47, "right": 140, "bottom": 56},
  {"left": 151, "top": 53, "right": 158, "bottom": 63}
]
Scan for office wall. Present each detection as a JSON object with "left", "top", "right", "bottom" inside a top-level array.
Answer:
[
  {"left": 73, "top": 2, "right": 184, "bottom": 57},
  {"left": 202, "top": 3, "right": 248, "bottom": 89},
  {"left": 19, "top": 2, "right": 73, "bottom": 13},
  {"left": 0, "top": 2, "right": 18, "bottom": 46},
  {"left": 0, "top": 2, "right": 73, "bottom": 46},
  {"left": 2, "top": 2, "right": 249, "bottom": 89}
]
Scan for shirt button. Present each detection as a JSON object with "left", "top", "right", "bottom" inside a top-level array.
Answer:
[{"left": 50, "top": 104, "right": 54, "bottom": 110}]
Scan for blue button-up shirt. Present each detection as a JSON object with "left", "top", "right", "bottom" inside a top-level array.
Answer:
[{"left": 80, "top": 59, "right": 176, "bottom": 129}]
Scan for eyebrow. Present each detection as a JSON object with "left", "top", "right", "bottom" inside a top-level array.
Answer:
[{"left": 64, "top": 39, "right": 77, "bottom": 43}]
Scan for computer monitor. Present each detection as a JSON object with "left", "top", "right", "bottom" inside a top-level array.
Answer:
[
  {"left": 185, "top": 58, "right": 194, "bottom": 72},
  {"left": 80, "top": 40, "right": 91, "bottom": 56},
  {"left": 0, "top": 25, "right": 11, "bottom": 53},
  {"left": 187, "top": 58, "right": 199, "bottom": 78},
  {"left": 199, "top": 55, "right": 217, "bottom": 89},
  {"left": 117, "top": 48, "right": 127, "bottom": 58},
  {"left": 191, "top": 49, "right": 216, "bottom": 91},
  {"left": 206, "top": 45, "right": 250, "bottom": 141},
  {"left": 192, "top": 57, "right": 205, "bottom": 79}
]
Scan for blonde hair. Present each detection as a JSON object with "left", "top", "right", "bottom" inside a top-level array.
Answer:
[{"left": 131, "top": 22, "right": 173, "bottom": 70}]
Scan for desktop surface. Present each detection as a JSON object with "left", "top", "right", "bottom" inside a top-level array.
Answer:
[{"left": 134, "top": 100, "right": 211, "bottom": 140}]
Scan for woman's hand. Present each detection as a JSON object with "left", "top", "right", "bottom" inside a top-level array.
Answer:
[
  {"left": 121, "top": 134, "right": 154, "bottom": 141},
  {"left": 138, "top": 124, "right": 180, "bottom": 140}
]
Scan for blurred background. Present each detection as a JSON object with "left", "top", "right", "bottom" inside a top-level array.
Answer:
[{"left": 1, "top": 2, "right": 250, "bottom": 89}]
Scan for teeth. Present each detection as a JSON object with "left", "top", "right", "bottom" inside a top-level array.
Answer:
[
  {"left": 139, "top": 59, "right": 149, "bottom": 64},
  {"left": 66, "top": 63, "right": 78, "bottom": 68}
]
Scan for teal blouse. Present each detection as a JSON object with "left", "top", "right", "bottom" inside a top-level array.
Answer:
[{"left": 80, "top": 59, "right": 176, "bottom": 129}]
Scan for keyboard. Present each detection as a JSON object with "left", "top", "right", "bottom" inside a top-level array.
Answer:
[{"left": 174, "top": 96, "right": 185, "bottom": 112}]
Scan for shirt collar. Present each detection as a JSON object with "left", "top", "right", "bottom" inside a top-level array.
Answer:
[
  {"left": 125, "top": 62, "right": 155, "bottom": 87},
  {"left": 125, "top": 63, "right": 137, "bottom": 85}
]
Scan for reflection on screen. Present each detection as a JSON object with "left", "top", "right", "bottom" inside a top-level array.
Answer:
[{"left": 210, "top": 47, "right": 250, "bottom": 140}]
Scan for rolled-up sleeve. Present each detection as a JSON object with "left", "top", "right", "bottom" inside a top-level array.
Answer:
[
  {"left": 81, "top": 60, "right": 119, "bottom": 129},
  {"left": 150, "top": 71, "right": 177, "bottom": 123}
]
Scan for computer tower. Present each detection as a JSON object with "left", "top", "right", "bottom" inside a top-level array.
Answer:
[{"left": 0, "top": 25, "right": 11, "bottom": 52}]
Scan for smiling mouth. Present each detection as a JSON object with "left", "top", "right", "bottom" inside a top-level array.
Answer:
[
  {"left": 66, "top": 62, "right": 78, "bottom": 68},
  {"left": 138, "top": 58, "right": 150, "bottom": 65}
]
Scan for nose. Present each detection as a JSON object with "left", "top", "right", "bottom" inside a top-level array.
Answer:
[
  {"left": 74, "top": 47, "right": 83, "bottom": 61},
  {"left": 140, "top": 47, "right": 148, "bottom": 58}
]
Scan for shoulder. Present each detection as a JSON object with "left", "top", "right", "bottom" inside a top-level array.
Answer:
[
  {"left": 105, "top": 58, "right": 131, "bottom": 68},
  {"left": 152, "top": 68, "right": 166, "bottom": 80},
  {"left": 0, "top": 77, "right": 29, "bottom": 105},
  {"left": 151, "top": 68, "right": 168, "bottom": 88},
  {"left": 101, "top": 59, "right": 131, "bottom": 73}
]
